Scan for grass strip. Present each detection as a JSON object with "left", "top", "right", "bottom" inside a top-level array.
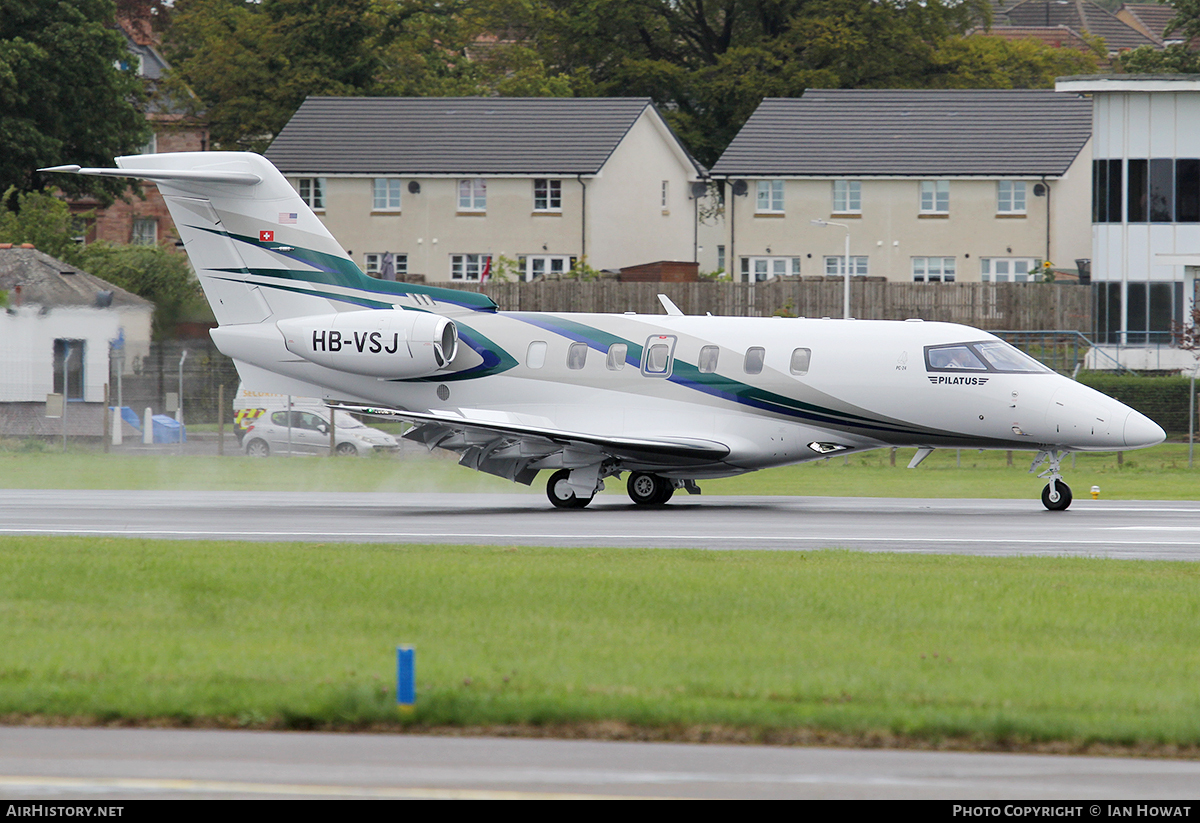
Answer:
[{"left": 2, "top": 536, "right": 1199, "bottom": 748}]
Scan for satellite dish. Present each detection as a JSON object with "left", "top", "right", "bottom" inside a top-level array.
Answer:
[
  {"left": 408, "top": 181, "right": 421, "bottom": 194},
  {"left": 690, "top": 181, "right": 707, "bottom": 198},
  {"left": 1033, "top": 183, "right": 1047, "bottom": 197},
  {"left": 95, "top": 290, "right": 113, "bottom": 308},
  {"left": 731, "top": 180, "right": 748, "bottom": 197}
]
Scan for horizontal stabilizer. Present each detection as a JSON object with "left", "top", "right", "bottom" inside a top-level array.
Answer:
[{"left": 39, "top": 164, "right": 262, "bottom": 185}]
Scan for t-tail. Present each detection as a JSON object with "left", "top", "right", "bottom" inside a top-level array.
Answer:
[{"left": 42, "top": 152, "right": 484, "bottom": 388}]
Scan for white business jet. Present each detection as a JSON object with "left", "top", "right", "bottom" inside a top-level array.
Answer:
[{"left": 45, "top": 153, "right": 1165, "bottom": 510}]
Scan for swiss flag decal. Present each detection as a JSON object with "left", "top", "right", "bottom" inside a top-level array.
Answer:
[{"left": 259, "top": 230, "right": 274, "bottom": 242}]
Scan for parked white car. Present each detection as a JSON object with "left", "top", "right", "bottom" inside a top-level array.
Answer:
[{"left": 242, "top": 408, "right": 399, "bottom": 457}]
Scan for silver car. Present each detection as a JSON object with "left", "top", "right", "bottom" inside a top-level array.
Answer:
[{"left": 242, "top": 408, "right": 399, "bottom": 457}]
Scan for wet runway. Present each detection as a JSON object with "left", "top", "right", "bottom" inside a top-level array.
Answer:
[{"left": 1, "top": 489, "right": 1198, "bottom": 560}]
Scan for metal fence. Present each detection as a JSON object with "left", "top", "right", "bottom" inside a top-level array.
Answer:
[{"left": 111, "top": 339, "right": 239, "bottom": 424}]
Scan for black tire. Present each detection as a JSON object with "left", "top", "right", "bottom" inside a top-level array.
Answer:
[
  {"left": 628, "top": 472, "right": 673, "bottom": 505},
  {"left": 245, "top": 438, "right": 270, "bottom": 458},
  {"left": 1041, "top": 481, "right": 1072, "bottom": 511},
  {"left": 546, "top": 469, "right": 591, "bottom": 509},
  {"left": 335, "top": 442, "right": 359, "bottom": 457}
]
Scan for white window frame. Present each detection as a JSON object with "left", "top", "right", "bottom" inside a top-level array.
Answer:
[
  {"left": 373, "top": 178, "right": 402, "bottom": 211},
  {"left": 756, "top": 180, "right": 784, "bottom": 213},
  {"left": 824, "top": 256, "right": 868, "bottom": 277},
  {"left": 740, "top": 256, "right": 800, "bottom": 282},
  {"left": 458, "top": 178, "right": 486, "bottom": 212},
  {"left": 131, "top": 217, "right": 157, "bottom": 246},
  {"left": 450, "top": 253, "right": 492, "bottom": 281},
  {"left": 832, "top": 180, "right": 861, "bottom": 214},
  {"left": 912, "top": 257, "right": 956, "bottom": 283},
  {"left": 981, "top": 257, "right": 1037, "bottom": 283},
  {"left": 920, "top": 180, "right": 949, "bottom": 214},
  {"left": 533, "top": 179, "right": 561, "bottom": 212},
  {"left": 519, "top": 255, "right": 576, "bottom": 281},
  {"left": 365, "top": 253, "right": 408, "bottom": 279},
  {"left": 298, "top": 178, "right": 325, "bottom": 210},
  {"left": 997, "top": 181, "right": 1027, "bottom": 214},
  {"left": 661, "top": 180, "right": 670, "bottom": 212}
]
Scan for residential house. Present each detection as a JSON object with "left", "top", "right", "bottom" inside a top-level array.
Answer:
[
  {"left": 0, "top": 245, "right": 153, "bottom": 435},
  {"left": 991, "top": 0, "right": 1162, "bottom": 54},
  {"left": 263, "top": 97, "right": 708, "bottom": 282},
  {"left": 1056, "top": 74, "right": 1200, "bottom": 371},
  {"left": 707, "top": 90, "right": 1093, "bottom": 286},
  {"left": 66, "top": 15, "right": 209, "bottom": 250},
  {"left": 1115, "top": 3, "right": 1185, "bottom": 45}
]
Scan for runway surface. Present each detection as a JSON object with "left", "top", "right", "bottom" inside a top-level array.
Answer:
[
  {"left": 3, "top": 727, "right": 1200, "bottom": 800},
  {"left": 1, "top": 489, "right": 1198, "bottom": 559}
]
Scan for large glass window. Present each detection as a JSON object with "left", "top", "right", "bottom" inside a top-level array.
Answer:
[
  {"left": 740, "top": 256, "right": 800, "bottom": 282},
  {"left": 981, "top": 258, "right": 1037, "bottom": 283},
  {"left": 1092, "top": 159, "right": 1122, "bottom": 223},
  {"left": 1177, "top": 159, "right": 1200, "bottom": 222},
  {"left": 1150, "top": 158, "right": 1175, "bottom": 223}
]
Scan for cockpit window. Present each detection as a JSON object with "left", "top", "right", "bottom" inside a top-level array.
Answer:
[{"left": 925, "top": 341, "right": 1051, "bottom": 374}]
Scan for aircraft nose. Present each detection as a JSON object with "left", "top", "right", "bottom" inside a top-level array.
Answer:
[{"left": 1124, "top": 410, "right": 1165, "bottom": 449}]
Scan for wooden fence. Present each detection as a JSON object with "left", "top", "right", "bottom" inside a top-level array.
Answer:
[{"left": 441, "top": 279, "right": 1094, "bottom": 332}]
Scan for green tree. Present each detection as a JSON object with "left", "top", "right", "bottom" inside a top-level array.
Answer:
[
  {"left": 0, "top": 0, "right": 149, "bottom": 201},
  {"left": 77, "top": 243, "right": 202, "bottom": 338},
  {"left": 0, "top": 189, "right": 87, "bottom": 264},
  {"left": 1118, "top": 42, "right": 1200, "bottom": 74},
  {"left": 164, "top": 0, "right": 483, "bottom": 151}
]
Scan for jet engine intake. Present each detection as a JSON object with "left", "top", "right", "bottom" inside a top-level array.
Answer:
[{"left": 277, "top": 310, "right": 458, "bottom": 378}]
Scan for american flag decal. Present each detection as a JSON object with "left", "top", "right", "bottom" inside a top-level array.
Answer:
[{"left": 279, "top": 212, "right": 297, "bottom": 224}]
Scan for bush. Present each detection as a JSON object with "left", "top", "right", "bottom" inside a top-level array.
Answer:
[{"left": 1077, "top": 373, "right": 1198, "bottom": 435}]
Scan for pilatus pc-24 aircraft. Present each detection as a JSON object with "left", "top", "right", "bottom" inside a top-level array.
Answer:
[{"left": 46, "top": 153, "right": 1165, "bottom": 511}]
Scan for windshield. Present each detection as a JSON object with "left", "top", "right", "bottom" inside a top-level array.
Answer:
[
  {"left": 334, "top": 411, "right": 367, "bottom": 429},
  {"left": 925, "top": 341, "right": 1051, "bottom": 374}
]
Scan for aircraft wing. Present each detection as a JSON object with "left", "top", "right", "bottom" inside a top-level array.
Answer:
[{"left": 327, "top": 402, "right": 731, "bottom": 485}]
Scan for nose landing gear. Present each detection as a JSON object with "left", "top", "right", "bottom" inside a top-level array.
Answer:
[{"left": 1030, "top": 449, "right": 1073, "bottom": 511}]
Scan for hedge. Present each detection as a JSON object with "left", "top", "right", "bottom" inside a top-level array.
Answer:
[{"left": 1078, "top": 374, "right": 1199, "bottom": 435}]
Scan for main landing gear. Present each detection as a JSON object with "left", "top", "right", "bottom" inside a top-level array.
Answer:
[
  {"left": 546, "top": 468, "right": 593, "bottom": 509},
  {"left": 1030, "top": 449, "right": 1073, "bottom": 511},
  {"left": 627, "top": 472, "right": 675, "bottom": 506}
]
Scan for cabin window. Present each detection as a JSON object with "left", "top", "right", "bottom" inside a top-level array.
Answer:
[
  {"left": 790, "top": 348, "right": 811, "bottom": 375},
  {"left": 641, "top": 335, "right": 677, "bottom": 376},
  {"left": 698, "top": 345, "right": 719, "bottom": 374},
  {"left": 527, "top": 341, "right": 547, "bottom": 369},
  {"left": 567, "top": 341, "right": 588, "bottom": 370},
  {"left": 606, "top": 343, "right": 627, "bottom": 370},
  {"left": 744, "top": 347, "right": 765, "bottom": 375}
]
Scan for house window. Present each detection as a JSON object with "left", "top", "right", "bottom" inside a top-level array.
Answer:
[
  {"left": 661, "top": 180, "right": 669, "bottom": 212},
  {"left": 365, "top": 253, "right": 407, "bottom": 279},
  {"left": 450, "top": 254, "right": 492, "bottom": 281},
  {"left": 997, "top": 181, "right": 1026, "bottom": 214},
  {"left": 533, "top": 179, "right": 561, "bottom": 212},
  {"left": 833, "top": 180, "right": 861, "bottom": 213},
  {"left": 131, "top": 218, "right": 157, "bottom": 246},
  {"left": 823, "top": 256, "right": 868, "bottom": 277},
  {"left": 458, "top": 178, "right": 486, "bottom": 211},
  {"left": 298, "top": 178, "right": 325, "bottom": 210},
  {"left": 519, "top": 255, "right": 576, "bottom": 281},
  {"left": 756, "top": 180, "right": 784, "bottom": 213},
  {"left": 740, "top": 256, "right": 800, "bottom": 282},
  {"left": 716, "top": 245, "right": 725, "bottom": 273},
  {"left": 52, "top": 339, "right": 85, "bottom": 400},
  {"left": 373, "top": 179, "right": 402, "bottom": 211},
  {"left": 981, "top": 258, "right": 1037, "bottom": 283},
  {"left": 912, "top": 257, "right": 956, "bottom": 282},
  {"left": 920, "top": 181, "right": 949, "bottom": 213}
]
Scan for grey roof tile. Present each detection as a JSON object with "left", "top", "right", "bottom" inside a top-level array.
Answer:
[
  {"left": 0, "top": 247, "right": 153, "bottom": 309},
  {"left": 265, "top": 97, "right": 702, "bottom": 175},
  {"left": 710, "top": 90, "right": 1092, "bottom": 177}
]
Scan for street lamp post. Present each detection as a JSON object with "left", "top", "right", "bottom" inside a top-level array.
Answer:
[{"left": 811, "top": 219, "right": 851, "bottom": 319}]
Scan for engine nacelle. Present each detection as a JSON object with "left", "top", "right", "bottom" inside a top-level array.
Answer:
[{"left": 277, "top": 310, "right": 458, "bottom": 378}]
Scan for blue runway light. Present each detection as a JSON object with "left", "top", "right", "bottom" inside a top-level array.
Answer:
[{"left": 397, "top": 646, "right": 415, "bottom": 708}]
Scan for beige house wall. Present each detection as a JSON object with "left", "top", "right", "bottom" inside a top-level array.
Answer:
[
  {"left": 294, "top": 110, "right": 703, "bottom": 281},
  {"left": 722, "top": 154, "right": 1092, "bottom": 283}
]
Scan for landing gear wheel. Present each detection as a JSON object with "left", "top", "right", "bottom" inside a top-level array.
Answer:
[
  {"left": 546, "top": 469, "right": 592, "bottom": 509},
  {"left": 1041, "top": 481, "right": 1073, "bottom": 511},
  {"left": 627, "top": 472, "right": 674, "bottom": 505},
  {"left": 246, "top": 439, "right": 269, "bottom": 458},
  {"left": 335, "top": 442, "right": 358, "bottom": 456}
]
